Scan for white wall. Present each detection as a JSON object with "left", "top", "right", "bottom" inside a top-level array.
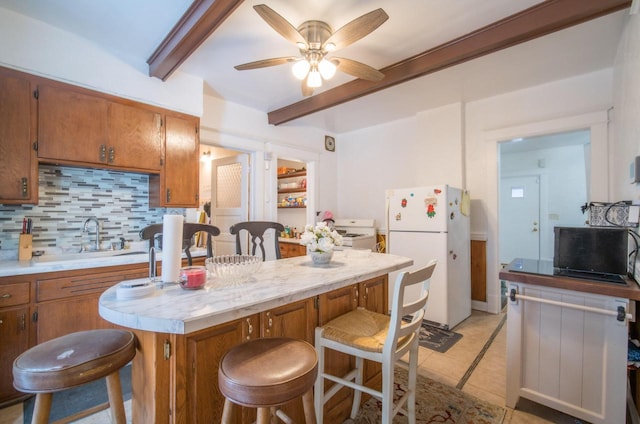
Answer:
[
  {"left": 337, "top": 69, "right": 613, "bottom": 313},
  {"left": 199, "top": 95, "right": 338, "bottom": 224},
  {"left": 612, "top": 13, "right": 640, "bottom": 200},
  {"left": 0, "top": 7, "right": 203, "bottom": 116},
  {"left": 337, "top": 103, "right": 464, "bottom": 230}
]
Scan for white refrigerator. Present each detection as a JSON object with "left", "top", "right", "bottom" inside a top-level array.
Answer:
[{"left": 386, "top": 185, "right": 471, "bottom": 329}]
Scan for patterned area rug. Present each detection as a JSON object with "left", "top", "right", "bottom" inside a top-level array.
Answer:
[{"left": 344, "top": 367, "right": 505, "bottom": 424}]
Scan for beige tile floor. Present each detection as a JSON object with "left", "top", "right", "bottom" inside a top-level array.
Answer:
[{"left": 0, "top": 310, "right": 582, "bottom": 424}]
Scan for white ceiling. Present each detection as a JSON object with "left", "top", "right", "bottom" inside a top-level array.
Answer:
[{"left": 0, "top": 0, "right": 629, "bottom": 133}]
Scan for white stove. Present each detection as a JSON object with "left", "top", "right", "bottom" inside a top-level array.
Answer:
[{"left": 333, "top": 219, "right": 377, "bottom": 251}]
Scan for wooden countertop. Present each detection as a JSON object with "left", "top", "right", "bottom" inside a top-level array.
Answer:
[{"left": 499, "top": 258, "right": 640, "bottom": 301}]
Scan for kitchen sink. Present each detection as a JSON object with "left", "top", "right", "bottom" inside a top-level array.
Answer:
[{"left": 32, "top": 249, "right": 148, "bottom": 264}]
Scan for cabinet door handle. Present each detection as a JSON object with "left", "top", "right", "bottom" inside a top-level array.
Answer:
[
  {"left": 108, "top": 147, "right": 115, "bottom": 163},
  {"left": 246, "top": 317, "right": 253, "bottom": 340},
  {"left": 1, "top": 293, "right": 11, "bottom": 299},
  {"left": 166, "top": 189, "right": 171, "bottom": 203},
  {"left": 21, "top": 177, "right": 28, "bottom": 198},
  {"left": 99, "top": 144, "right": 107, "bottom": 161}
]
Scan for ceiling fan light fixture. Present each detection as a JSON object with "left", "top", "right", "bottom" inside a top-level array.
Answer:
[
  {"left": 318, "top": 59, "right": 337, "bottom": 80},
  {"left": 292, "top": 60, "right": 311, "bottom": 80},
  {"left": 307, "top": 67, "right": 322, "bottom": 88},
  {"left": 324, "top": 42, "right": 336, "bottom": 52}
]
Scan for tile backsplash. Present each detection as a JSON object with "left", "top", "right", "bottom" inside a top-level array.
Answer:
[{"left": 0, "top": 165, "right": 183, "bottom": 252}]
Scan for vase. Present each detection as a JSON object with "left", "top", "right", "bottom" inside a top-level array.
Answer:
[{"left": 310, "top": 250, "right": 333, "bottom": 265}]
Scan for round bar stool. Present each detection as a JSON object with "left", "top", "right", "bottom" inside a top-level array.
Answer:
[
  {"left": 13, "top": 329, "right": 136, "bottom": 424},
  {"left": 219, "top": 337, "right": 318, "bottom": 424}
]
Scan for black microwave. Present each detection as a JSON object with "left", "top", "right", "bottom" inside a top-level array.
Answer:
[{"left": 553, "top": 226, "right": 628, "bottom": 276}]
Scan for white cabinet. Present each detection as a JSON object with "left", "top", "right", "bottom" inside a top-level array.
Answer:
[{"left": 506, "top": 282, "right": 629, "bottom": 424}]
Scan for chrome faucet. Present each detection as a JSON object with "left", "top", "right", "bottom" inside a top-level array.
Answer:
[{"left": 82, "top": 217, "right": 100, "bottom": 252}]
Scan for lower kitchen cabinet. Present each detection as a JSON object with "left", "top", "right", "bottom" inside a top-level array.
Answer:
[
  {"left": 177, "top": 298, "right": 317, "bottom": 423},
  {"left": 279, "top": 241, "right": 306, "bottom": 258},
  {"left": 0, "top": 279, "right": 34, "bottom": 406},
  {"left": 180, "top": 315, "right": 258, "bottom": 424},
  {"left": 506, "top": 282, "right": 628, "bottom": 424},
  {"left": 35, "top": 266, "right": 148, "bottom": 343}
]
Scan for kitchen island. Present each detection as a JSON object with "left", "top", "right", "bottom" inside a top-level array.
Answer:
[
  {"left": 500, "top": 258, "right": 637, "bottom": 424},
  {"left": 99, "top": 250, "right": 412, "bottom": 423}
]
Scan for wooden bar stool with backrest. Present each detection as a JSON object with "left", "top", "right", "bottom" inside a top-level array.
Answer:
[
  {"left": 314, "top": 260, "right": 437, "bottom": 424},
  {"left": 13, "top": 329, "right": 136, "bottom": 424},
  {"left": 229, "top": 221, "right": 285, "bottom": 260},
  {"left": 218, "top": 337, "right": 318, "bottom": 424}
]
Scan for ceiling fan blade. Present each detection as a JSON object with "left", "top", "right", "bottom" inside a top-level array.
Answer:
[
  {"left": 234, "top": 57, "right": 297, "bottom": 70},
  {"left": 301, "top": 81, "right": 314, "bottom": 97},
  {"left": 323, "top": 9, "right": 388, "bottom": 51},
  {"left": 254, "top": 4, "right": 307, "bottom": 48},
  {"left": 332, "top": 57, "right": 384, "bottom": 81}
]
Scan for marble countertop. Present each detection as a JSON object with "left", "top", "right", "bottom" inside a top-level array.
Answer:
[
  {"left": 99, "top": 251, "right": 412, "bottom": 335},
  {"left": 0, "top": 248, "right": 206, "bottom": 277}
]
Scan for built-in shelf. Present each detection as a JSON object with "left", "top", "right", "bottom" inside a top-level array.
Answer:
[
  {"left": 278, "top": 170, "right": 307, "bottom": 208},
  {"left": 278, "top": 188, "right": 306, "bottom": 194},
  {"left": 277, "top": 170, "right": 306, "bottom": 179}
]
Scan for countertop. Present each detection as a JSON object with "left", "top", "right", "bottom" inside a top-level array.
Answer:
[
  {"left": 99, "top": 250, "right": 413, "bottom": 335},
  {"left": 278, "top": 237, "right": 302, "bottom": 244},
  {"left": 499, "top": 258, "right": 640, "bottom": 301},
  {"left": 0, "top": 248, "right": 206, "bottom": 278}
]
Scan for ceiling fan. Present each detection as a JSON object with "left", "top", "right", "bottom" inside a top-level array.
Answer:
[{"left": 235, "top": 4, "right": 389, "bottom": 96}]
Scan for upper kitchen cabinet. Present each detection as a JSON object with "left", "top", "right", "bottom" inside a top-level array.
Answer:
[
  {"left": 37, "top": 84, "right": 109, "bottom": 165},
  {"left": 107, "top": 103, "right": 162, "bottom": 172},
  {"left": 0, "top": 68, "right": 38, "bottom": 204},
  {"left": 37, "top": 83, "right": 162, "bottom": 173},
  {"left": 150, "top": 113, "right": 200, "bottom": 207}
]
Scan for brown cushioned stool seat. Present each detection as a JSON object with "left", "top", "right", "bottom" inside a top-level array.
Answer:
[
  {"left": 219, "top": 337, "right": 318, "bottom": 424},
  {"left": 13, "top": 329, "right": 136, "bottom": 424}
]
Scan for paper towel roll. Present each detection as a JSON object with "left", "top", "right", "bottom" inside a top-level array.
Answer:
[{"left": 162, "top": 214, "right": 184, "bottom": 283}]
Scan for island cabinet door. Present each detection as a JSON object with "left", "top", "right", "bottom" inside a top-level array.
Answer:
[
  {"left": 317, "top": 284, "right": 359, "bottom": 423},
  {"left": 182, "top": 314, "right": 258, "bottom": 424},
  {"left": 358, "top": 275, "right": 388, "bottom": 390},
  {"left": 259, "top": 298, "right": 317, "bottom": 424},
  {"left": 260, "top": 297, "right": 316, "bottom": 341}
]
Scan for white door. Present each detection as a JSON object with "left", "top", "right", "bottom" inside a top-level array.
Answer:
[
  {"left": 211, "top": 154, "right": 249, "bottom": 255},
  {"left": 499, "top": 175, "right": 540, "bottom": 264}
]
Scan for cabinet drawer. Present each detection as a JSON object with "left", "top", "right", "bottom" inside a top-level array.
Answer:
[
  {"left": 0, "top": 282, "right": 30, "bottom": 307},
  {"left": 37, "top": 269, "right": 147, "bottom": 302}
]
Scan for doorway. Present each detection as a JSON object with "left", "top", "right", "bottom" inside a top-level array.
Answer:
[
  {"left": 498, "top": 129, "right": 590, "bottom": 265},
  {"left": 199, "top": 145, "right": 250, "bottom": 256}
]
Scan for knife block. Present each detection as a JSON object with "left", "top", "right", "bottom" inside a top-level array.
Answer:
[{"left": 18, "top": 234, "right": 33, "bottom": 261}]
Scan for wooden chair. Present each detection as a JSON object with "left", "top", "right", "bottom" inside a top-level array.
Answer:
[
  {"left": 139, "top": 222, "right": 220, "bottom": 265},
  {"left": 13, "top": 329, "right": 136, "bottom": 424},
  {"left": 218, "top": 337, "right": 317, "bottom": 424},
  {"left": 229, "top": 221, "right": 285, "bottom": 260},
  {"left": 314, "top": 260, "right": 437, "bottom": 424}
]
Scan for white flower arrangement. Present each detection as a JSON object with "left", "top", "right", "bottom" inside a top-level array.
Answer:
[{"left": 299, "top": 222, "right": 343, "bottom": 253}]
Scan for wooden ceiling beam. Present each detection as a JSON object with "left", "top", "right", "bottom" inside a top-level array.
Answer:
[
  {"left": 148, "top": 0, "right": 244, "bottom": 81},
  {"left": 267, "top": 0, "right": 631, "bottom": 126}
]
